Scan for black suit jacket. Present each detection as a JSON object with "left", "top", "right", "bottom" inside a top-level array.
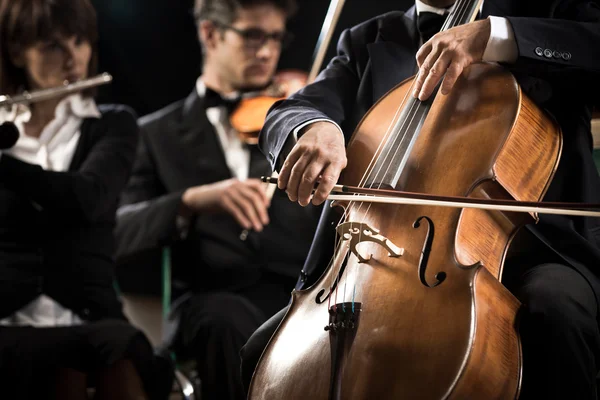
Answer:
[
  {"left": 116, "top": 90, "right": 321, "bottom": 294},
  {"left": 0, "top": 104, "right": 138, "bottom": 321},
  {"left": 260, "top": 1, "right": 600, "bottom": 297}
]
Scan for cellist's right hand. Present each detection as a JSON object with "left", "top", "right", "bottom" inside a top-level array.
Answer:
[{"left": 278, "top": 121, "right": 347, "bottom": 207}]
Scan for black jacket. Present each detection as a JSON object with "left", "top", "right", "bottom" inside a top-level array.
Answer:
[
  {"left": 116, "top": 90, "right": 321, "bottom": 294},
  {"left": 0, "top": 104, "right": 139, "bottom": 321},
  {"left": 260, "top": 1, "right": 600, "bottom": 297}
]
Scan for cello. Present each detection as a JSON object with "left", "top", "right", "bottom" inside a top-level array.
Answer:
[{"left": 248, "top": 0, "right": 565, "bottom": 398}]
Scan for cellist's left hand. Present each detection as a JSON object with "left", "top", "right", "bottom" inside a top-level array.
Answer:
[{"left": 413, "top": 18, "right": 491, "bottom": 101}]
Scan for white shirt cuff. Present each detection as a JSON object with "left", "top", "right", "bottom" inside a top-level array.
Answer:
[
  {"left": 482, "top": 16, "right": 518, "bottom": 64},
  {"left": 291, "top": 118, "right": 343, "bottom": 142}
]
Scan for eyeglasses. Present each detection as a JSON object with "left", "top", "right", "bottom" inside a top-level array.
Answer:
[{"left": 215, "top": 23, "right": 294, "bottom": 50}]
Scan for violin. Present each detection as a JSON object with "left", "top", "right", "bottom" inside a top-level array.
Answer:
[
  {"left": 230, "top": 69, "right": 308, "bottom": 145},
  {"left": 230, "top": 0, "right": 347, "bottom": 146}
]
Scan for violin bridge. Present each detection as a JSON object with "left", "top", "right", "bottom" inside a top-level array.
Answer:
[{"left": 336, "top": 222, "right": 404, "bottom": 263}]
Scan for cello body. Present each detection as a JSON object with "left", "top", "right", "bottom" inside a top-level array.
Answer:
[{"left": 248, "top": 63, "right": 562, "bottom": 399}]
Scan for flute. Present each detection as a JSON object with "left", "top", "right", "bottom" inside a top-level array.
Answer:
[
  {"left": 0, "top": 73, "right": 112, "bottom": 107},
  {"left": 0, "top": 73, "right": 113, "bottom": 149}
]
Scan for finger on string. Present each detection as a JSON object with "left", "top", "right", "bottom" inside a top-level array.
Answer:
[
  {"left": 416, "top": 41, "right": 433, "bottom": 68},
  {"left": 419, "top": 51, "right": 452, "bottom": 101},
  {"left": 413, "top": 45, "right": 442, "bottom": 98}
]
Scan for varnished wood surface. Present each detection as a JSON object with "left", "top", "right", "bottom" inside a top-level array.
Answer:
[
  {"left": 249, "top": 63, "right": 561, "bottom": 399},
  {"left": 249, "top": 62, "right": 545, "bottom": 400}
]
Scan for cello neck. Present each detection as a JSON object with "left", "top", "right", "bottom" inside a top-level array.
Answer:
[
  {"left": 358, "top": 0, "right": 484, "bottom": 190},
  {"left": 444, "top": 0, "right": 484, "bottom": 30}
]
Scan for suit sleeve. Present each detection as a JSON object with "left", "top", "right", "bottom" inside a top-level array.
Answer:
[
  {"left": 114, "top": 123, "right": 186, "bottom": 259},
  {"left": 0, "top": 108, "right": 138, "bottom": 222},
  {"left": 505, "top": 0, "right": 600, "bottom": 91},
  {"left": 259, "top": 27, "right": 363, "bottom": 170}
]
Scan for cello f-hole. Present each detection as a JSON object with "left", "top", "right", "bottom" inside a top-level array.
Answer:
[{"left": 413, "top": 216, "right": 447, "bottom": 288}]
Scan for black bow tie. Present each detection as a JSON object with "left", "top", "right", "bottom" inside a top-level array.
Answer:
[
  {"left": 203, "top": 87, "right": 241, "bottom": 113},
  {"left": 417, "top": 11, "right": 448, "bottom": 42}
]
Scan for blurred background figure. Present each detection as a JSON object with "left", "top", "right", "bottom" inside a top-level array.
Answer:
[
  {"left": 115, "top": 0, "right": 324, "bottom": 398},
  {"left": 0, "top": 0, "right": 171, "bottom": 398}
]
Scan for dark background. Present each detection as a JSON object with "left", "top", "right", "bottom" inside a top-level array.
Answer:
[{"left": 91, "top": 0, "right": 414, "bottom": 118}]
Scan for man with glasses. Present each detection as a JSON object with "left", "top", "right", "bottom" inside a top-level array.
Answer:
[{"left": 115, "top": 0, "right": 320, "bottom": 399}]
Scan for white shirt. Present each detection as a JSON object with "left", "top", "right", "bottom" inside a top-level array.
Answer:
[
  {"left": 196, "top": 78, "right": 250, "bottom": 181},
  {"left": 0, "top": 93, "right": 101, "bottom": 327},
  {"left": 416, "top": 0, "right": 458, "bottom": 17},
  {"left": 172, "top": 79, "right": 251, "bottom": 237}
]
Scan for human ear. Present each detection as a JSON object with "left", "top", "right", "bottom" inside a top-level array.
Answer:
[{"left": 199, "top": 20, "right": 220, "bottom": 50}]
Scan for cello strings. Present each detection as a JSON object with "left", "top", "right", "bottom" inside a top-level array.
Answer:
[
  {"left": 358, "top": 0, "right": 471, "bottom": 249},
  {"left": 341, "top": 97, "right": 422, "bottom": 304},
  {"left": 329, "top": 106, "right": 410, "bottom": 306},
  {"left": 370, "top": 0, "right": 471, "bottom": 191},
  {"left": 329, "top": 0, "right": 474, "bottom": 310},
  {"left": 343, "top": 0, "right": 474, "bottom": 309},
  {"left": 361, "top": 0, "right": 471, "bottom": 197}
]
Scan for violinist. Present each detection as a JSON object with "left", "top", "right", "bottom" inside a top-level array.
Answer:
[
  {"left": 242, "top": 0, "right": 600, "bottom": 398},
  {"left": 115, "top": 0, "right": 321, "bottom": 398}
]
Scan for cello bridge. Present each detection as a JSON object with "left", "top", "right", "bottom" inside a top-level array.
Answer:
[{"left": 336, "top": 222, "right": 403, "bottom": 263}]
